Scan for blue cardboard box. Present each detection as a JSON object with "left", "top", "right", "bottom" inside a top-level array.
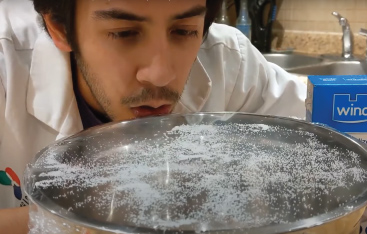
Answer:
[{"left": 306, "top": 75, "right": 367, "bottom": 142}]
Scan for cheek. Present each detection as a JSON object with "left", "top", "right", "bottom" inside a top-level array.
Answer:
[
  {"left": 172, "top": 43, "right": 201, "bottom": 79},
  {"left": 98, "top": 63, "right": 138, "bottom": 97},
  {"left": 80, "top": 41, "right": 139, "bottom": 95}
]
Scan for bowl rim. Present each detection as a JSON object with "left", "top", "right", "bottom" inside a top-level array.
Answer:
[{"left": 24, "top": 112, "right": 367, "bottom": 234}]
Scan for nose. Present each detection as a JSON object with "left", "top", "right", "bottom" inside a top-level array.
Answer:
[{"left": 136, "top": 40, "right": 176, "bottom": 87}]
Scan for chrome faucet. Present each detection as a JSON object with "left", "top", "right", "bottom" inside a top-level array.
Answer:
[
  {"left": 332, "top": 11, "right": 354, "bottom": 59},
  {"left": 359, "top": 28, "right": 367, "bottom": 60}
]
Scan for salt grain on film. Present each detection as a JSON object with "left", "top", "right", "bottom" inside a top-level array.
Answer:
[{"left": 30, "top": 123, "right": 367, "bottom": 232}]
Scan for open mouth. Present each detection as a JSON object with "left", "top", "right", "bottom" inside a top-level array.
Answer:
[{"left": 130, "top": 105, "right": 172, "bottom": 118}]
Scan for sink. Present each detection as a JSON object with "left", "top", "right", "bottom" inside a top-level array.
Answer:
[
  {"left": 287, "top": 61, "right": 367, "bottom": 76},
  {"left": 263, "top": 53, "right": 325, "bottom": 69},
  {"left": 263, "top": 53, "right": 367, "bottom": 81}
]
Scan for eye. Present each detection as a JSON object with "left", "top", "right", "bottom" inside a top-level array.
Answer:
[
  {"left": 172, "top": 29, "right": 199, "bottom": 38},
  {"left": 108, "top": 30, "right": 139, "bottom": 39}
]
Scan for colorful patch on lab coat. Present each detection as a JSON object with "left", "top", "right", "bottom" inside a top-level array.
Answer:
[{"left": 0, "top": 167, "right": 22, "bottom": 200}]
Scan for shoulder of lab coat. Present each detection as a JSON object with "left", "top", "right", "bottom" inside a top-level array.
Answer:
[
  {"left": 1, "top": 0, "right": 83, "bottom": 139},
  {"left": 0, "top": 53, "right": 5, "bottom": 145},
  {"left": 0, "top": 0, "right": 41, "bottom": 50},
  {"left": 198, "top": 23, "right": 307, "bottom": 119},
  {"left": 0, "top": 0, "right": 41, "bottom": 142},
  {"left": 0, "top": 1, "right": 64, "bottom": 209}
]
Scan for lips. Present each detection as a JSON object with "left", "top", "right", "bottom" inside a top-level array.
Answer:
[{"left": 130, "top": 105, "right": 172, "bottom": 118}]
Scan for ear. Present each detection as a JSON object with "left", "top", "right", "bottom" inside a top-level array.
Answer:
[{"left": 43, "top": 14, "right": 72, "bottom": 52}]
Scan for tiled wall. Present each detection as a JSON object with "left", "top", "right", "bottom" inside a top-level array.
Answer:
[
  {"left": 276, "top": 0, "right": 367, "bottom": 34},
  {"left": 273, "top": 0, "right": 367, "bottom": 56}
]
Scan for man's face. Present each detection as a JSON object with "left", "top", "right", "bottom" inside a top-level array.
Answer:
[{"left": 73, "top": 0, "right": 206, "bottom": 121}]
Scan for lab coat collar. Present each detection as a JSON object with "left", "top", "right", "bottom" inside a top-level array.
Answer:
[
  {"left": 27, "top": 31, "right": 83, "bottom": 138},
  {"left": 172, "top": 57, "right": 212, "bottom": 114}
]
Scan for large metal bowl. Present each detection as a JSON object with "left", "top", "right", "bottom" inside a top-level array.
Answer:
[{"left": 24, "top": 112, "right": 367, "bottom": 234}]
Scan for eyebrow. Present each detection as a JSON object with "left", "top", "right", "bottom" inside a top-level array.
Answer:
[
  {"left": 93, "top": 5, "right": 207, "bottom": 22},
  {"left": 172, "top": 5, "right": 207, "bottom": 20},
  {"left": 94, "top": 9, "right": 147, "bottom": 22}
]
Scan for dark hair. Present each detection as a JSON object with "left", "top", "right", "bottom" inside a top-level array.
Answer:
[{"left": 32, "top": 0, "right": 223, "bottom": 51}]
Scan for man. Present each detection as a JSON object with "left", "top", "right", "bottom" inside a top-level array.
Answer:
[{"left": 0, "top": 0, "right": 306, "bottom": 233}]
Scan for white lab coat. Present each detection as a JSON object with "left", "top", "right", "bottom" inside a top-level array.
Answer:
[{"left": 0, "top": 0, "right": 306, "bottom": 208}]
